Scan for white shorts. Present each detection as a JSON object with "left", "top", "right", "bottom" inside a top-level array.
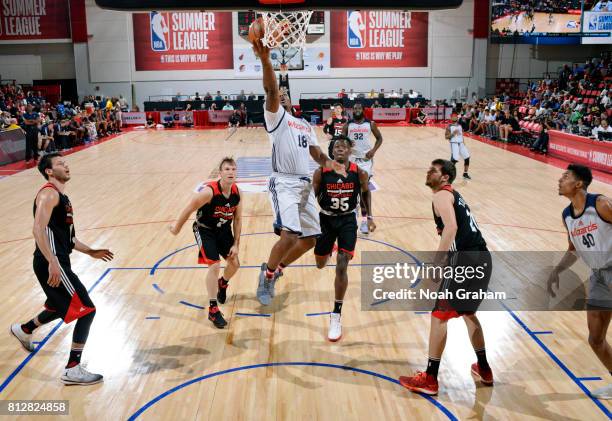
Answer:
[
  {"left": 450, "top": 142, "right": 470, "bottom": 161},
  {"left": 268, "top": 175, "right": 321, "bottom": 238},
  {"left": 351, "top": 157, "right": 373, "bottom": 177}
]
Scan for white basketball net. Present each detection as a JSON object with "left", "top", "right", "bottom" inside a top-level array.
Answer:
[{"left": 260, "top": 10, "right": 313, "bottom": 50}]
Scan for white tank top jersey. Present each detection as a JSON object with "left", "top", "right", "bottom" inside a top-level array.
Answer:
[
  {"left": 563, "top": 193, "right": 612, "bottom": 269},
  {"left": 347, "top": 119, "right": 372, "bottom": 159},
  {"left": 448, "top": 123, "right": 464, "bottom": 143},
  {"left": 265, "top": 106, "right": 318, "bottom": 178}
]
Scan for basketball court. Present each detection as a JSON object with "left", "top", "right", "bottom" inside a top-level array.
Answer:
[{"left": 0, "top": 125, "right": 611, "bottom": 419}]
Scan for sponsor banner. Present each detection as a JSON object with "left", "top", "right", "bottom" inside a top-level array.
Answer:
[
  {"left": 582, "top": 12, "right": 612, "bottom": 44},
  {"left": 208, "top": 110, "right": 234, "bottom": 123},
  {"left": 548, "top": 130, "right": 612, "bottom": 173},
  {"left": 372, "top": 107, "right": 406, "bottom": 121},
  {"left": 132, "top": 11, "right": 233, "bottom": 70},
  {"left": 121, "top": 112, "right": 146, "bottom": 125},
  {"left": 234, "top": 45, "right": 330, "bottom": 76},
  {"left": 423, "top": 106, "right": 453, "bottom": 121},
  {"left": 330, "top": 11, "right": 428, "bottom": 68},
  {"left": 0, "top": 0, "right": 70, "bottom": 41},
  {"left": 160, "top": 110, "right": 193, "bottom": 123}
]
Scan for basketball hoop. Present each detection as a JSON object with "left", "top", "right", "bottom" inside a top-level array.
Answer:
[{"left": 259, "top": 10, "right": 313, "bottom": 50}]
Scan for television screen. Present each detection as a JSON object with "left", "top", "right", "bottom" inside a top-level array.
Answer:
[{"left": 491, "top": 0, "right": 585, "bottom": 44}]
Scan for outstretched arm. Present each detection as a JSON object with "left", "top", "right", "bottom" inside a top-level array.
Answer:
[
  {"left": 309, "top": 145, "right": 346, "bottom": 176},
  {"left": 252, "top": 40, "right": 279, "bottom": 113},
  {"left": 169, "top": 187, "right": 214, "bottom": 235}
]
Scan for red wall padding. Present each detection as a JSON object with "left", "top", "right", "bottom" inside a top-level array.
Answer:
[
  {"left": 473, "top": 0, "right": 489, "bottom": 39},
  {"left": 70, "top": 0, "right": 88, "bottom": 43}
]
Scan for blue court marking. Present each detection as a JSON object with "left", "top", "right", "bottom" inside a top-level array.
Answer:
[
  {"left": 235, "top": 313, "right": 271, "bottom": 318},
  {"left": 32, "top": 341, "right": 41, "bottom": 345},
  {"left": 149, "top": 232, "right": 272, "bottom": 275},
  {"left": 358, "top": 236, "right": 424, "bottom": 288},
  {"left": 579, "top": 377, "right": 603, "bottom": 381},
  {"left": 501, "top": 302, "right": 611, "bottom": 418},
  {"left": 179, "top": 301, "right": 205, "bottom": 310},
  {"left": 414, "top": 311, "right": 430, "bottom": 314},
  {"left": 145, "top": 316, "right": 161, "bottom": 320},
  {"left": 532, "top": 331, "right": 553, "bottom": 335},
  {"left": 305, "top": 312, "right": 332, "bottom": 317},
  {"left": 0, "top": 268, "right": 112, "bottom": 395},
  {"left": 370, "top": 299, "right": 391, "bottom": 306},
  {"left": 127, "top": 361, "right": 458, "bottom": 421},
  {"left": 152, "top": 283, "right": 165, "bottom": 294}
]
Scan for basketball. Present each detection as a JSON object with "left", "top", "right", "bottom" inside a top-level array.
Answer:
[{"left": 248, "top": 17, "right": 264, "bottom": 45}]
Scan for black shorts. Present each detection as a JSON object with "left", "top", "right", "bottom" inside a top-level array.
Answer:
[
  {"left": 193, "top": 223, "right": 234, "bottom": 265},
  {"left": 432, "top": 248, "right": 492, "bottom": 320},
  {"left": 33, "top": 255, "right": 96, "bottom": 324},
  {"left": 314, "top": 213, "right": 357, "bottom": 259}
]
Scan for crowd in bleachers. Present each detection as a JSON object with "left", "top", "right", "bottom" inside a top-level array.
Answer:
[
  {"left": 455, "top": 53, "right": 612, "bottom": 153},
  {"left": 1, "top": 83, "right": 127, "bottom": 162}
]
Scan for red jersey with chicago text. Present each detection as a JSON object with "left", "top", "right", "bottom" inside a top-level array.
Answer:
[
  {"left": 196, "top": 180, "right": 240, "bottom": 230},
  {"left": 317, "top": 163, "right": 361, "bottom": 214}
]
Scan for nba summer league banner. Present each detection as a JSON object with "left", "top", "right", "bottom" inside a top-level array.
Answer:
[
  {"left": 0, "top": 0, "right": 71, "bottom": 41},
  {"left": 330, "top": 11, "right": 428, "bottom": 68},
  {"left": 132, "top": 11, "right": 233, "bottom": 71}
]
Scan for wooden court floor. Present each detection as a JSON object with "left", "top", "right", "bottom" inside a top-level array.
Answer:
[{"left": 0, "top": 126, "right": 611, "bottom": 420}]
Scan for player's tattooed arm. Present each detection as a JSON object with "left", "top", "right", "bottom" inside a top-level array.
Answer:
[
  {"left": 309, "top": 145, "right": 346, "bottom": 176},
  {"left": 169, "top": 187, "right": 213, "bottom": 235},
  {"left": 312, "top": 168, "right": 322, "bottom": 197},
  {"left": 547, "top": 217, "right": 578, "bottom": 297},
  {"left": 432, "top": 190, "right": 457, "bottom": 257},
  {"left": 252, "top": 39, "right": 278, "bottom": 113},
  {"left": 366, "top": 121, "right": 383, "bottom": 159},
  {"left": 33, "top": 188, "right": 62, "bottom": 287}
]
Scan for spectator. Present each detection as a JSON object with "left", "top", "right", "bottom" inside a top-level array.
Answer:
[
  {"left": 338, "top": 88, "right": 347, "bottom": 98},
  {"left": 214, "top": 91, "right": 223, "bottom": 101},
  {"left": 145, "top": 114, "right": 156, "bottom": 128},
  {"left": 228, "top": 110, "right": 241, "bottom": 128},
  {"left": 237, "top": 90, "right": 246, "bottom": 101},
  {"left": 204, "top": 92, "right": 213, "bottom": 101},
  {"left": 367, "top": 89, "right": 377, "bottom": 98},
  {"left": 389, "top": 89, "right": 400, "bottom": 98},
  {"left": 372, "top": 100, "right": 382, "bottom": 108},
  {"left": 592, "top": 118, "right": 612, "bottom": 139},
  {"left": 348, "top": 89, "right": 357, "bottom": 100},
  {"left": 408, "top": 89, "right": 419, "bottom": 99},
  {"left": 162, "top": 111, "right": 174, "bottom": 128},
  {"left": 22, "top": 104, "right": 40, "bottom": 162},
  {"left": 210, "top": 102, "right": 218, "bottom": 111},
  {"left": 412, "top": 104, "right": 426, "bottom": 124},
  {"left": 390, "top": 101, "right": 400, "bottom": 108},
  {"left": 223, "top": 102, "right": 234, "bottom": 111}
]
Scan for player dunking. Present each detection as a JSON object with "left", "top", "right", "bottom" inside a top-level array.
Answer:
[
  {"left": 324, "top": 103, "right": 348, "bottom": 160},
  {"left": 169, "top": 158, "right": 242, "bottom": 328},
  {"left": 446, "top": 113, "right": 471, "bottom": 180},
  {"left": 313, "top": 137, "right": 373, "bottom": 341},
  {"left": 342, "top": 102, "right": 383, "bottom": 234},
  {"left": 548, "top": 164, "right": 612, "bottom": 399},
  {"left": 399, "top": 159, "right": 493, "bottom": 395},
  {"left": 251, "top": 32, "right": 344, "bottom": 306},
  {"left": 10, "top": 153, "right": 114, "bottom": 385}
]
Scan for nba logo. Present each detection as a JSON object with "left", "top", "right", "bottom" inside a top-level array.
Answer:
[
  {"left": 588, "top": 15, "right": 598, "bottom": 31},
  {"left": 347, "top": 11, "right": 366, "bottom": 49},
  {"left": 150, "top": 11, "right": 169, "bottom": 51}
]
